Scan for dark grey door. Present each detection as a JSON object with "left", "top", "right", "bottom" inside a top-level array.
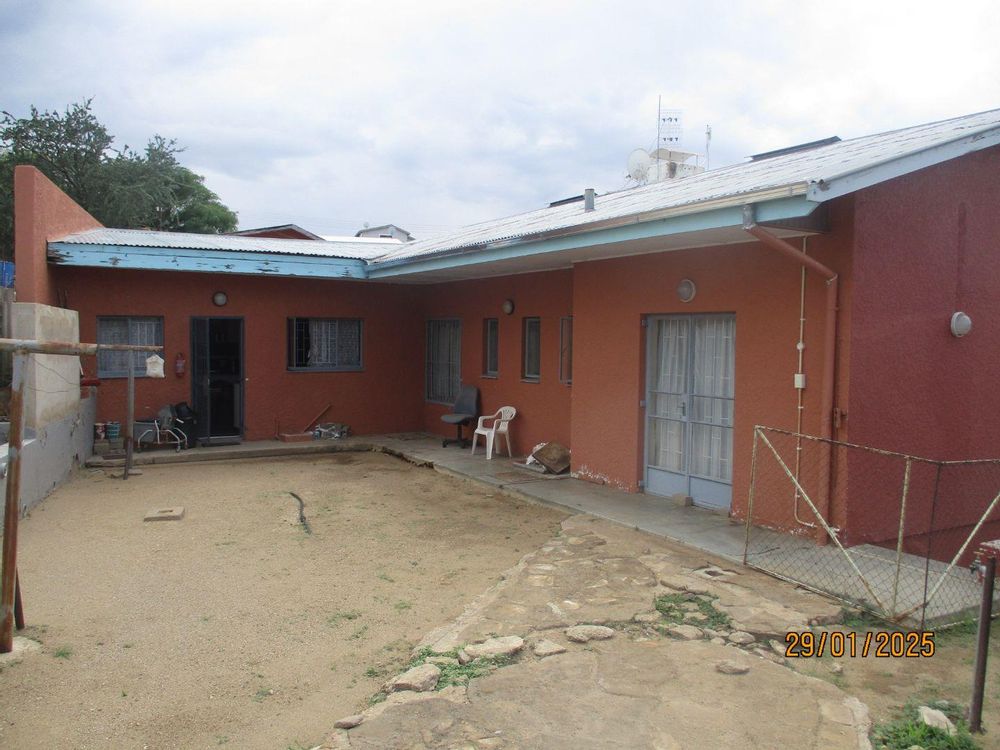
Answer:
[{"left": 190, "top": 317, "right": 244, "bottom": 445}]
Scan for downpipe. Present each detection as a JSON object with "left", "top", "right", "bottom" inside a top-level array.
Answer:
[{"left": 743, "top": 206, "right": 840, "bottom": 543}]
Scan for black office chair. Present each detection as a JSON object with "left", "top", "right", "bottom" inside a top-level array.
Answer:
[{"left": 441, "top": 385, "right": 480, "bottom": 448}]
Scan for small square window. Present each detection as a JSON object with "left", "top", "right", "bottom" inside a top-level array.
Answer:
[
  {"left": 522, "top": 317, "right": 540, "bottom": 381},
  {"left": 287, "top": 318, "right": 363, "bottom": 371},
  {"left": 97, "top": 316, "right": 163, "bottom": 377},
  {"left": 483, "top": 318, "right": 498, "bottom": 377}
]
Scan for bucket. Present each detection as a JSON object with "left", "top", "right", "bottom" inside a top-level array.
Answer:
[{"left": 105, "top": 422, "right": 121, "bottom": 440}]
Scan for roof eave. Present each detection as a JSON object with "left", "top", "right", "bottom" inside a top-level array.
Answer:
[
  {"left": 367, "top": 191, "right": 817, "bottom": 280},
  {"left": 372, "top": 184, "right": 810, "bottom": 270},
  {"left": 807, "top": 125, "right": 1000, "bottom": 202}
]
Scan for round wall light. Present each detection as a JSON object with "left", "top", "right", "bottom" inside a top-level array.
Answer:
[
  {"left": 950, "top": 311, "right": 972, "bottom": 338},
  {"left": 502, "top": 299, "right": 515, "bottom": 315},
  {"left": 677, "top": 278, "right": 697, "bottom": 303},
  {"left": 212, "top": 291, "right": 229, "bottom": 307}
]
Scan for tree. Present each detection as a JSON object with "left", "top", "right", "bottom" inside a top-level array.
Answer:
[{"left": 0, "top": 100, "right": 238, "bottom": 260}]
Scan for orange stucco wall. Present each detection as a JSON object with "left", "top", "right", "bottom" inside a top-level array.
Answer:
[
  {"left": 14, "top": 166, "right": 102, "bottom": 306},
  {"left": 50, "top": 266, "right": 425, "bottom": 440},
  {"left": 416, "top": 270, "right": 574, "bottom": 455},
  {"left": 570, "top": 198, "right": 855, "bottom": 524}
]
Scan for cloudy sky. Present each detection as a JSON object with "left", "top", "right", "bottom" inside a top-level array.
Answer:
[{"left": 3, "top": 0, "right": 999, "bottom": 238}]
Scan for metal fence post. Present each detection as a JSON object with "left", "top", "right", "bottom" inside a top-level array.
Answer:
[{"left": 969, "top": 554, "right": 996, "bottom": 733}]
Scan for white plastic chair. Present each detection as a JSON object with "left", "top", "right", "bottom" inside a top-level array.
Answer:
[{"left": 470, "top": 406, "right": 516, "bottom": 460}]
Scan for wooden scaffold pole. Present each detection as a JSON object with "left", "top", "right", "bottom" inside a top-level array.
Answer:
[{"left": 0, "top": 338, "right": 161, "bottom": 652}]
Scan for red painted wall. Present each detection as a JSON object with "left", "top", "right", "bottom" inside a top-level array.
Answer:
[
  {"left": 416, "top": 270, "right": 573, "bottom": 456},
  {"left": 49, "top": 266, "right": 425, "bottom": 440},
  {"left": 14, "top": 166, "right": 102, "bottom": 306},
  {"left": 569, "top": 201, "right": 855, "bottom": 525},
  {"left": 845, "top": 147, "right": 1000, "bottom": 557}
]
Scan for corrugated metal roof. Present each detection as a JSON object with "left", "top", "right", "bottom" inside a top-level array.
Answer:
[
  {"left": 374, "top": 108, "right": 1000, "bottom": 264},
  {"left": 52, "top": 227, "right": 401, "bottom": 261}
]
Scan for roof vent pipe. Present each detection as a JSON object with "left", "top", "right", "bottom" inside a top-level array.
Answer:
[{"left": 583, "top": 188, "right": 595, "bottom": 212}]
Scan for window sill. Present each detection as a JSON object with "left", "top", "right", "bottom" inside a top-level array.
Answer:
[
  {"left": 481, "top": 374, "right": 498, "bottom": 380},
  {"left": 287, "top": 367, "right": 365, "bottom": 373},
  {"left": 521, "top": 378, "right": 540, "bottom": 384}
]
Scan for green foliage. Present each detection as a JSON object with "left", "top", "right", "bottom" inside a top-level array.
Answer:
[
  {"left": 871, "top": 702, "right": 979, "bottom": 750},
  {"left": 654, "top": 592, "right": 732, "bottom": 630},
  {"left": 0, "top": 99, "right": 238, "bottom": 260}
]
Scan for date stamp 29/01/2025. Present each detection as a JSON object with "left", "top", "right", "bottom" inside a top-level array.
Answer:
[{"left": 784, "top": 630, "right": 935, "bottom": 659}]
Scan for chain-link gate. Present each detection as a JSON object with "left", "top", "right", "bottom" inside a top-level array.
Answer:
[{"left": 743, "top": 426, "right": 1000, "bottom": 628}]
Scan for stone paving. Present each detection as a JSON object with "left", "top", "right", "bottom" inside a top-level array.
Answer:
[{"left": 319, "top": 516, "right": 872, "bottom": 750}]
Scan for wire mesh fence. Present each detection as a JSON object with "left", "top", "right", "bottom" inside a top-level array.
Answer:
[{"left": 743, "top": 426, "right": 1000, "bottom": 629}]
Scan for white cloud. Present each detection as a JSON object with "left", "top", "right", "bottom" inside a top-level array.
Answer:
[{"left": 3, "top": 0, "right": 999, "bottom": 236}]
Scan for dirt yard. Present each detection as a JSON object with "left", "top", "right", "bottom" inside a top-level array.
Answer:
[{"left": 0, "top": 453, "right": 566, "bottom": 749}]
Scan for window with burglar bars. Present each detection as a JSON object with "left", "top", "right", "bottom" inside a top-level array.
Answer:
[
  {"left": 483, "top": 318, "right": 499, "bottom": 377},
  {"left": 287, "top": 318, "right": 363, "bottom": 370},
  {"left": 97, "top": 316, "right": 164, "bottom": 377},
  {"left": 522, "top": 317, "right": 541, "bottom": 381},
  {"left": 559, "top": 316, "right": 573, "bottom": 384},
  {"left": 426, "top": 319, "right": 461, "bottom": 403}
]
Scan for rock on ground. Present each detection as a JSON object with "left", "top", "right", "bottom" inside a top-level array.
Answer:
[
  {"left": 716, "top": 660, "right": 751, "bottom": 675},
  {"left": 463, "top": 636, "right": 524, "bottom": 659},
  {"left": 667, "top": 624, "right": 703, "bottom": 641},
  {"left": 533, "top": 639, "right": 567, "bottom": 657},
  {"left": 727, "top": 631, "right": 756, "bottom": 645},
  {"left": 917, "top": 706, "right": 956, "bottom": 736},
  {"left": 385, "top": 663, "right": 441, "bottom": 693},
  {"left": 565, "top": 625, "right": 615, "bottom": 643},
  {"left": 333, "top": 714, "right": 364, "bottom": 729}
]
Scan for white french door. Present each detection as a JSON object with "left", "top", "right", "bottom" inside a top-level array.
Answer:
[{"left": 645, "top": 314, "right": 735, "bottom": 510}]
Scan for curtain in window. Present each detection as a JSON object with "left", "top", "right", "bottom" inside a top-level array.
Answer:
[
  {"left": 97, "top": 317, "right": 162, "bottom": 376},
  {"left": 426, "top": 320, "right": 460, "bottom": 402},
  {"left": 690, "top": 316, "right": 735, "bottom": 482}
]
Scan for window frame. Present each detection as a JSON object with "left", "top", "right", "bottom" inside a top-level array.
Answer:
[
  {"left": 521, "top": 316, "right": 541, "bottom": 382},
  {"left": 286, "top": 317, "right": 364, "bottom": 372},
  {"left": 482, "top": 318, "right": 499, "bottom": 378},
  {"left": 425, "top": 318, "right": 462, "bottom": 404},
  {"left": 96, "top": 316, "right": 164, "bottom": 379},
  {"left": 559, "top": 316, "right": 573, "bottom": 385}
]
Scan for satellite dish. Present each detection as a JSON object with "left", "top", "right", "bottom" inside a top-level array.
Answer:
[{"left": 627, "top": 148, "right": 651, "bottom": 181}]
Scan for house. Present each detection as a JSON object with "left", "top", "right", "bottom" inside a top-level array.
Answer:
[
  {"left": 13, "top": 108, "right": 1000, "bottom": 559},
  {"left": 355, "top": 224, "right": 414, "bottom": 242},
  {"left": 230, "top": 224, "right": 326, "bottom": 241}
]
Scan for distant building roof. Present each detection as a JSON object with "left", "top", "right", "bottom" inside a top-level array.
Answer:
[
  {"left": 355, "top": 224, "right": 414, "bottom": 241},
  {"left": 230, "top": 224, "right": 324, "bottom": 241}
]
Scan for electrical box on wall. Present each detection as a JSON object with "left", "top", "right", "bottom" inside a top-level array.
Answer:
[{"left": 794, "top": 373, "right": 806, "bottom": 390}]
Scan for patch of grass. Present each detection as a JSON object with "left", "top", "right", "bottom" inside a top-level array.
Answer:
[
  {"left": 364, "top": 666, "right": 386, "bottom": 678},
  {"left": 53, "top": 646, "right": 72, "bottom": 659},
  {"left": 394, "top": 600, "right": 412, "bottom": 611},
  {"left": 349, "top": 625, "right": 369, "bottom": 640},
  {"left": 326, "top": 610, "right": 361, "bottom": 627},
  {"left": 871, "top": 702, "right": 979, "bottom": 750},
  {"left": 654, "top": 592, "right": 731, "bottom": 630},
  {"left": 376, "top": 572, "right": 395, "bottom": 583},
  {"left": 252, "top": 687, "right": 274, "bottom": 702}
]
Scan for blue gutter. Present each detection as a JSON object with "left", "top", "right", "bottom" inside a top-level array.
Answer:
[
  {"left": 46, "top": 243, "right": 369, "bottom": 280},
  {"left": 367, "top": 195, "right": 817, "bottom": 279}
]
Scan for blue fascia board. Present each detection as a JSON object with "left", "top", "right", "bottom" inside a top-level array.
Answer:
[
  {"left": 368, "top": 195, "right": 817, "bottom": 279},
  {"left": 807, "top": 126, "right": 1000, "bottom": 202},
  {"left": 47, "top": 243, "right": 368, "bottom": 280}
]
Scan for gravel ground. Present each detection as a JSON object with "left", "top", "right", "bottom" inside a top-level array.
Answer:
[{"left": 0, "top": 452, "right": 566, "bottom": 749}]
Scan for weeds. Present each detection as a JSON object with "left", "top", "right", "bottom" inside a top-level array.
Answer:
[
  {"left": 53, "top": 646, "right": 72, "bottom": 659},
  {"left": 871, "top": 701, "right": 979, "bottom": 750},
  {"left": 326, "top": 610, "right": 361, "bottom": 627},
  {"left": 654, "top": 592, "right": 731, "bottom": 630}
]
